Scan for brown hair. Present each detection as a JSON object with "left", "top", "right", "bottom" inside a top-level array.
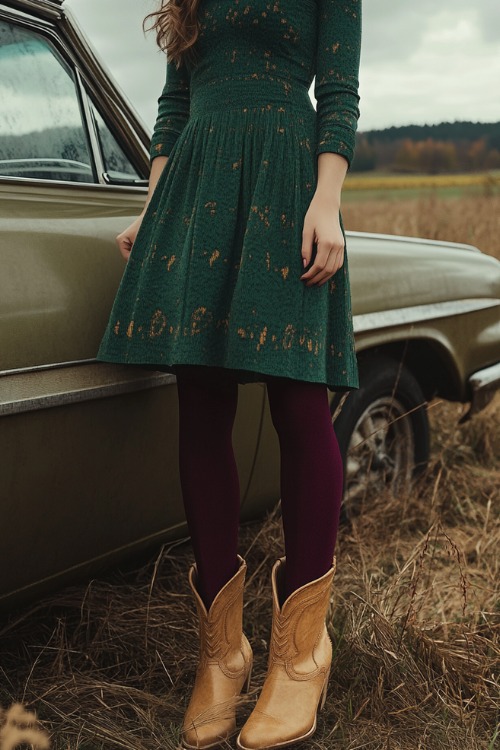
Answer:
[{"left": 142, "top": 0, "right": 201, "bottom": 70}]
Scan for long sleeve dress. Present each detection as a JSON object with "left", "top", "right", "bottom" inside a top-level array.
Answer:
[{"left": 96, "top": 0, "right": 362, "bottom": 392}]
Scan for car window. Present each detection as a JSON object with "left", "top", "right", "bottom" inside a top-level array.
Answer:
[
  {"left": 0, "top": 19, "right": 94, "bottom": 183},
  {"left": 88, "top": 98, "right": 141, "bottom": 182}
]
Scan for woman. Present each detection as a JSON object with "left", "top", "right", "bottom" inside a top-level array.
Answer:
[{"left": 96, "top": 0, "right": 362, "bottom": 747}]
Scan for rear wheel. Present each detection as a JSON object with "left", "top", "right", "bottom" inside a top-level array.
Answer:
[{"left": 331, "top": 353, "right": 430, "bottom": 519}]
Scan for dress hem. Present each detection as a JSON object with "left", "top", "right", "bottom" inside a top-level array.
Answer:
[{"left": 95, "top": 350, "right": 359, "bottom": 394}]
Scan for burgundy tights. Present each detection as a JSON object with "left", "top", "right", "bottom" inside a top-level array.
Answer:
[{"left": 175, "top": 365, "right": 344, "bottom": 608}]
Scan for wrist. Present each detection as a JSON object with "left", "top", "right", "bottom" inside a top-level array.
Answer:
[
  {"left": 314, "top": 186, "right": 341, "bottom": 209},
  {"left": 316, "top": 152, "right": 347, "bottom": 207}
]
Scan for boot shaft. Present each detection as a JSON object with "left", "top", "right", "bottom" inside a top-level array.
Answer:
[
  {"left": 268, "top": 557, "right": 336, "bottom": 674},
  {"left": 189, "top": 555, "right": 247, "bottom": 669}
]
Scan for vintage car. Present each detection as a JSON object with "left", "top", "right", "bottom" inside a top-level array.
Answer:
[{"left": 1, "top": 0, "right": 499, "bottom": 608}]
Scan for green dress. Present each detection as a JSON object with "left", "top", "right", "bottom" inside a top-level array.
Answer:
[{"left": 96, "top": 0, "right": 362, "bottom": 392}]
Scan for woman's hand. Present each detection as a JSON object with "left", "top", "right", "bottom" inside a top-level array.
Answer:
[
  {"left": 116, "top": 155, "right": 169, "bottom": 261},
  {"left": 300, "top": 191, "right": 345, "bottom": 287},
  {"left": 116, "top": 212, "right": 146, "bottom": 262},
  {"left": 301, "top": 151, "right": 348, "bottom": 287}
]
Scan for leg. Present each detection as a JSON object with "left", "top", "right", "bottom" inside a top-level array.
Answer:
[
  {"left": 175, "top": 364, "right": 241, "bottom": 609},
  {"left": 237, "top": 376, "right": 341, "bottom": 750},
  {"left": 176, "top": 366, "right": 253, "bottom": 748},
  {"left": 265, "top": 375, "right": 344, "bottom": 600}
]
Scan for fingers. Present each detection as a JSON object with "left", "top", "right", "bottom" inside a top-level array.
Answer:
[
  {"left": 301, "top": 223, "right": 315, "bottom": 269},
  {"left": 116, "top": 215, "right": 144, "bottom": 261},
  {"left": 300, "top": 239, "right": 344, "bottom": 287},
  {"left": 116, "top": 232, "right": 133, "bottom": 261},
  {"left": 317, "top": 246, "right": 344, "bottom": 286}
]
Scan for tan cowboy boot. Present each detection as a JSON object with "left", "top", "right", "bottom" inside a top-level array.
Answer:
[
  {"left": 181, "top": 554, "right": 253, "bottom": 749},
  {"left": 236, "top": 556, "right": 336, "bottom": 750}
]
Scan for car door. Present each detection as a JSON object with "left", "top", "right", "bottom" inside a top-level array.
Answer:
[{"left": 0, "top": 3, "right": 264, "bottom": 607}]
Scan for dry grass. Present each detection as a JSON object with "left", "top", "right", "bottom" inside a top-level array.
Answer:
[
  {"left": 0, "top": 391, "right": 498, "bottom": 750},
  {"left": 344, "top": 171, "right": 500, "bottom": 193},
  {"left": 342, "top": 193, "right": 500, "bottom": 260}
]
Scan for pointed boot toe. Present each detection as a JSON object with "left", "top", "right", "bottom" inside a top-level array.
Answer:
[
  {"left": 182, "top": 704, "right": 233, "bottom": 749},
  {"left": 237, "top": 709, "right": 292, "bottom": 750}
]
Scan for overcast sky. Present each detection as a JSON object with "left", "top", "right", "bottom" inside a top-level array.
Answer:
[{"left": 64, "top": 0, "right": 500, "bottom": 134}]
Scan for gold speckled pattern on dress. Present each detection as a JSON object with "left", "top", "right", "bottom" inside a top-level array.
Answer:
[{"left": 96, "top": 0, "right": 362, "bottom": 392}]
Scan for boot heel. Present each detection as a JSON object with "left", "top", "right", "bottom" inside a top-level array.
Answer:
[
  {"left": 319, "top": 668, "right": 330, "bottom": 711},
  {"left": 242, "top": 659, "right": 253, "bottom": 693}
]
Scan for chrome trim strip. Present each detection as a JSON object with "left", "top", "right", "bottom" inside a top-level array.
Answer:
[
  {"left": 460, "top": 361, "right": 500, "bottom": 423},
  {"left": 0, "top": 174, "right": 147, "bottom": 192},
  {"left": 0, "top": 370, "right": 176, "bottom": 416},
  {"left": 0, "top": 358, "right": 97, "bottom": 378},
  {"left": 353, "top": 298, "right": 500, "bottom": 334},
  {"left": 0, "top": 1, "right": 62, "bottom": 21},
  {"left": 469, "top": 361, "right": 500, "bottom": 391},
  {"left": 76, "top": 66, "right": 105, "bottom": 183},
  {"left": 346, "top": 229, "right": 482, "bottom": 254}
]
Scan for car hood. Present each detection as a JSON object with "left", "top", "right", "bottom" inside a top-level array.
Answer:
[{"left": 347, "top": 231, "right": 500, "bottom": 317}]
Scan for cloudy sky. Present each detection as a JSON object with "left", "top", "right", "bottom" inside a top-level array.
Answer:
[{"left": 64, "top": 0, "right": 500, "bottom": 134}]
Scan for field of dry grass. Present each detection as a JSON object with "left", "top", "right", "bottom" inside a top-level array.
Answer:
[
  {"left": 0, "top": 192, "right": 499, "bottom": 749},
  {"left": 342, "top": 171, "right": 500, "bottom": 203},
  {"left": 345, "top": 171, "right": 500, "bottom": 195},
  {"left": 342, "top": 192, "right": 500, "bottom": 261}
]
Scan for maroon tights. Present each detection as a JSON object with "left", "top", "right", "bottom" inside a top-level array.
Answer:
[{"left": 175, "top": 365, "right": 344, "bottom": 608}]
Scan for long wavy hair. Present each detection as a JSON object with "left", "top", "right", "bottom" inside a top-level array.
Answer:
[{"left": 142, "top": 0, "right": 202, "bottom": 70}]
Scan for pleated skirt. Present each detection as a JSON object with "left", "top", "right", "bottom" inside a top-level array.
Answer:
[{"left": 96, "top": 76, "right": 359, "bottom": 392}]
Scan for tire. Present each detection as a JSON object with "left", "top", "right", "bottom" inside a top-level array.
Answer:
[{"left": 331, "top": 352, "right": 430, "bottom": 520}]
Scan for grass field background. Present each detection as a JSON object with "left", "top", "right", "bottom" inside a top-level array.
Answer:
[
  {"left": 342, "top": 172, "right": 500, "bottom": 262},
  {"left": 343, "top": 170, "right": 500, "bottom": 203},
  {"left": 0, "top": 177, "right": 499, "bottom": 749}
]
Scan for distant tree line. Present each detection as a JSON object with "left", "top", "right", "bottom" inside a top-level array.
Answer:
[{"left": 351, "top": 120, "right": 500, "bottom": 173}]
